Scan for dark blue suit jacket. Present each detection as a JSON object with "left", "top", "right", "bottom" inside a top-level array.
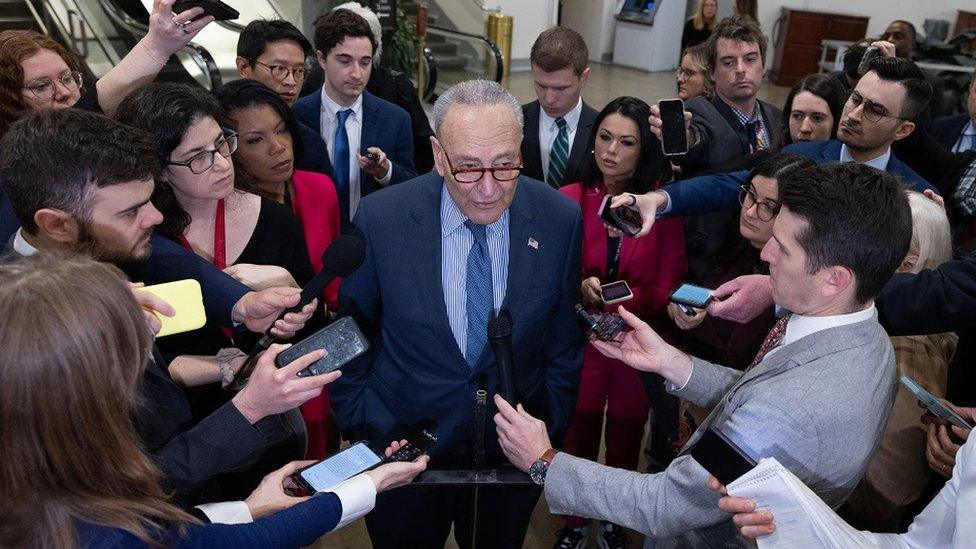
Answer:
[
  {"left": 293, "top": 90, "right": 417, "bottom": 197},
  {"left": 930, "top": 113, "right": 971, "bottom": 151},
  {"left": 334, "top": 172, "right": 584, "bottom": 464},
  {"left": 664, "top": 140, "right": 937, "bottom": 217},
  {"left": 297, "top": 122, "right": 333, "bottom": 177}
]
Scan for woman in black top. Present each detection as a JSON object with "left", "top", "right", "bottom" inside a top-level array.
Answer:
[{"left": 681, "top": 0, "right": 718, "bottom": 51}]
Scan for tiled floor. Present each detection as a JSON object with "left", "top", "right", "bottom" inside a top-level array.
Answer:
[{"left": 314, "top": 63, "right": 790, "bottom": 549}]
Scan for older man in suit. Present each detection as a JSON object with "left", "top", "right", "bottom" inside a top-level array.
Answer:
[
  {"left": 520, "top": 27, "right": 598, "bottom": 189},
  {"left": 292, "top": 9, "right": 416, "bottom": 223},
  {"left": 333, "top": 79, "right": 584, "bottom": 548},
  {"left": 496, "top": 162, "right": 910, "bottom": 547}
]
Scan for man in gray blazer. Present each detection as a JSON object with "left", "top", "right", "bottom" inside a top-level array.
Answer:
[{"left": 494, "top": 162, "right": 911, "bottom": 546}]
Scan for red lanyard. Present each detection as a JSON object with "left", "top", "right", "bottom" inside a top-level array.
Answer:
[{"left": 179, "top": 198, "right": 226, "bottom": 269}]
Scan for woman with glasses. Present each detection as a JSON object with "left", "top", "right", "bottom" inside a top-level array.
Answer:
[
  {"left": 668, "top": 154, "right": 815, "bottom": 370},
  {"left": 116, "top": 83, "right": 319, "bottom": 478},
  {"left": 677, "top": 43, "right": 712, "bottom": 102},
  {"left": 0, "top": 0, "right": 214, "bottom": 134},
  {"left": 215, "top": 79, "right": 342, "bottom": 459},
  {"left": 553, "top": 97, "right": 687, "bottom": 549}
]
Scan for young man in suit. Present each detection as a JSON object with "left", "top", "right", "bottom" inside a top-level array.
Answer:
[
  {"left": 930, "top": 70, "right": 976, "bottom": 153},
  {"left": 637, "top": 56, "right": 938, "bottom": 223},
  {"left": 520, "top": 27, "right": 598, "bottom": 188},
  {"left": 0, "top": 109, "right": 330, "bottom": 519},
  {"left": 333, "top": 80, "right": 584, "bottom": 548},
  {"left": 235, "top": 19, "right": 333, "bottom": 177},
  {"left": 495, "top": 163, "right": 911, "bottom": 546},
  {"left": 292, "top": 9, "right": 417, "bottom": 222}
]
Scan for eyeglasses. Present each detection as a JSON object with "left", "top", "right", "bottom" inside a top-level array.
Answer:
[
  {"left": 443, "top": 150, "right": 522, "bottom": 183},
  {"left": 846, "top": 90, "right": 907, "bottom": 123},
  {"left": 22, "top": 70, "right": 83, "bottom": 99},
  {"left": 676, "top": 68, "right": 702, "bottom": 79},
  {"left": 738, "top": 184, "right": 780, "bottom": 222},
  {"left": 165, "top": 130, "right": 238, "bottom": 174},
  {"left": 255, "top": 61, "right": 309, "bottom": 82}
]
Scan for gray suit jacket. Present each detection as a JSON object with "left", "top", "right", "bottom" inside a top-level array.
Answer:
[
  {"left": 676, "top": 95, "right": 782, "bottom": 172},
  {"left": 545, "top": 312, "right": 896, "bottom": 547}
]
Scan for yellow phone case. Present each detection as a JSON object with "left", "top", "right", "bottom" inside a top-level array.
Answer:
[{"left": 140, "top": 279, "right": 207, "bottom": 337}]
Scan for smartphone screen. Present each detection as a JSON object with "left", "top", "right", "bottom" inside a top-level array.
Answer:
[
  {"left": 659, "top": 99, "right": 688, "bottom": 156},
  {"left": 601, "top": 281, "right": 633, "bottom": 303},
  {"left": 689, "top": 428, "right": 756, "bottom": 485},
  {"left": 299, "top": 442, "right": 383, "bottom": 493},
  {"left": 900, "top": 374, "right": 973, "bottom": 430},
  {"left": 669, "top": 283, "right": 712, "bottom": 308},
  {"left": 611, "top": 204, "right": 643, "bottom": 236}
]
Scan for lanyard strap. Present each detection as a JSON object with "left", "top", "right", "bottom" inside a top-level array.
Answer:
[
  {"left": 606, "top": 234, "right": 623, "bottom": 281},
  {"left": 178, "top": 198, "right": 226, "bottom": 269}
]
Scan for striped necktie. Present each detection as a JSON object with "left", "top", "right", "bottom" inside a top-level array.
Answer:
[
  {"left": 465, "top": 220, "right": 493, "bottom": 368},
  {"left": 547, "top": 117, "right": 569, "bottom": 188}
]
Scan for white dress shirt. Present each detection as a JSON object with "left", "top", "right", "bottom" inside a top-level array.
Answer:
[
  {"left": 319, "top": 88, "right": 393, "bottom": 219},
  {"left": 539, "top": 98, "right": 584, "bottom": 182}
]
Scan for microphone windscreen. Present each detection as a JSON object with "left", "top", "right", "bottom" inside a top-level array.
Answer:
[
  {"left": 488, "top": 311, "right": 512, "bottom": 341},
  {"left": 322, "top": 234, "right": 366, "bottom": 277}
]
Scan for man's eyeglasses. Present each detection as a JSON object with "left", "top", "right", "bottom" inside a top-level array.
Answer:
[
  {"left": 738, "top": 184, "right": 781, "bottom": 222},
  {"left": 165, "top": 130, "right": 238, "bottom": 174},
  {"left": 22, "top": 70, "right": 83, "bottom": 99},
  {"left": 846, "top": 90, "right": 907, "bottom": 123},
  {"left": 255, "top": 61, "right": 309, "bottom": 82},
  {"left": 443, "top": 150, "right": 522, "bottom": 183}
]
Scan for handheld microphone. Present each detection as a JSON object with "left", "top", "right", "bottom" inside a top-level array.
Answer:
[
  {"left": 488, "top": 310, "right": 518, "bottom": 405},
  {"left": 227, "top": 234, "right": 366, "bottom": 390}
]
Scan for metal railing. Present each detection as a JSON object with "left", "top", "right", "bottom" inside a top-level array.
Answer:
[{"left": 427, "top": 24, "right": 503, "bottom": 83}]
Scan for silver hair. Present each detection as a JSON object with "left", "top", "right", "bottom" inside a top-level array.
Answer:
[
  {"left": 432, "top": 80, "right": 523, "bottom": 136},
  {"left": 332, "top": 1, "right": 383, "bottom": 59}
]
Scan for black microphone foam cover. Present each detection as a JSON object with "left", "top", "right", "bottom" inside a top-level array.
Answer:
[
  {"left": 488, "top": 310, "right": 512, "bottom": 343},
  {"left": 322, "top": 233, "right": 366, "bottom": 277}
]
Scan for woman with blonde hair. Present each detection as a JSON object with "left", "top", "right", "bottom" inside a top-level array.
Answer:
[
  {"left": 0, "top": 253, "right": 426, "bottom": 548},
  {"left": 682, "top": 0, "right": 718, "bottom": 50},
  {"left": 677, "top": 43, "right": 712, "bottom": 101}
]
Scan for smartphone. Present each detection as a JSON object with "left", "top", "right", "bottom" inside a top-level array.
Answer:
[
  {"left": 172, "top": 0, "right": 239, "bottom": 21},
  {"left": 140, "top": 279, "right": 207, "bottom": 337},
  {"left": 688, "top": 428, "right": 757, "bottom": 485},
  {"left": 601, "top": 280, "right": 633, "bottom": 305},
  {"left": 658, "top": 99, "right": 688, "bottom": 156},
  {"left": 292, "top": 441, "right": 386, "bottom": 495},
  {"left": 858, "top": 45, "right": 882, "bottom": 76},
  {"left": 598, "top": 195, "right": 643, "bottom": 237},
  {"left": 900, "top": 374, "right": 973, "bottom": 430},
  {"left": 669, "top": 283, "right": 713, "bottom": 309},
  {"left": 274, "top": 316, "right": 370, "bottom": 377},
  {"left": 387, "top": 430, "right": 438, "bottom": 462},
  {"left": 361, "top": 149, "right": 381, "bottom": 162}
]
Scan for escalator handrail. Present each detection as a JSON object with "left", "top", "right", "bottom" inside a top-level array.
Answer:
[
  {"left": 183, "top": 42, "right": 222, "bottom": 90},
  {"left": 426, "top": 24, "right": 503, "bottom": 82},
  {"left": 422, "top": 46, "right": 437, "bottom": 101}
]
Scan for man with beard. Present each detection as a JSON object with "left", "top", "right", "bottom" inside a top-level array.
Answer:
[{"left": 0, "top": 108, "right": 333, "bottom": 522}]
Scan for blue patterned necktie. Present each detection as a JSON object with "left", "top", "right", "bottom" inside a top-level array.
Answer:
[
  {"left": 333, "top": 108, "right": 353, "bottom": 221},
  {"left": 547, "top": 117, "right": 569, "bottom": 188},
  {"left": 465, "top": 220, "right": 493, "bottom": 368}
]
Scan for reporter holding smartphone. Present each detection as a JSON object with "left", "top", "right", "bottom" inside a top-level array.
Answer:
[
  {"left": 554, "top": 96, "right": 687, "bottom": 547},
  {"left": 0, "top": 254, "right": 428, "bottom": 547}
]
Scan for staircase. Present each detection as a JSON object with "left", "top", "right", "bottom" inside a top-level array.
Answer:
[{"left": 0, "top": 0, "right": 41, "bottom": 32}]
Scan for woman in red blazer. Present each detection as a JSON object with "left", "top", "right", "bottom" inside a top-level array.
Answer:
[
  {"left": 557, "top": 97, "right": 687, "bottom": 547},
  {"left": 217, "top": 80, "right": 341, "bottom": 459}
]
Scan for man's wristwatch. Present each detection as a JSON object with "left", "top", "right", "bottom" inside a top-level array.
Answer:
[{"left": 529, "top": 448, "right": 558, "bottom": 486}]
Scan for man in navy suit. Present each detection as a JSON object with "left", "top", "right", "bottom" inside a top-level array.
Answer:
[
  {"left": 293, "top": 9, "right": 416, "bottom": 222},
  {"left": 333, "top": 80, "right": 584, "bottom": 548},
  {"left": 930, "top": 71, "right": 976, "bottom": 153},
  {"left": 635, "top": 56, "right": 938, "bottom": 220}
]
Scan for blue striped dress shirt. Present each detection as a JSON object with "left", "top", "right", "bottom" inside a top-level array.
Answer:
[{"left": 440, "top": 184, "right": 510, "bottom": 360}]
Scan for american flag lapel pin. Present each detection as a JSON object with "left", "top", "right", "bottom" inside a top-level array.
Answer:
[{"left": 528, "top": 237, "right": 539, "bottom": 250}]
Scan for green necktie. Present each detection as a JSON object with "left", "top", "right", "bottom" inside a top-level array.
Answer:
[{"left": 547, "top": 117, "right": 569, "bottom": 188}]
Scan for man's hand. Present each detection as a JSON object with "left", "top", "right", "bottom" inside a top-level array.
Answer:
[
  {"left": 493, "top": 394, "right": 553, "bottom": 472},
  {"left": 224, "top": 263, "right": 299, "bottom": 291},
  {"left": 707, "top": 476, "right": 776, "bottom": 538},
  {"left": 232, "top": 287, "right": 316, "bottom": 338},
  {"left": 357, "top": 147, "right": 391, "bottom": 181},
  {"left": 130, "top": 282, "right": 175, "bottom": 335},
  {"left": 923, "top": 403, "right": 974, "bottom": 478},
  {"left": 667, "top": 302, "right": 707, "bottom": 331},
  {"left": 923, "top": 189, "right": 946, "bottom": 211},
  {"left": 244, "top": 460, "right": 314, "bottom": 519},
  {"left": 232, "top": 344, "right": 340, "bottom": 424},
  {"left": 581, "top": 276, "right": 604, "bottom": 309},
  {"left": 608, "top": 191, "right": 668, "bottom": 237},
  {"left": 707, "top": 275, "right": 774, "bottom": 323},
  {"left": 365, "top": 439, "right": 430, "bottom": 492},
  {"left": 648, "top": 103, "right": 694, "bottom": 150},
  {"left": 591, "top": 305, "right": 693, "bottom": 385},
  {"left": 144, "top": 0, "right": 214, "bottom": 60}
]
